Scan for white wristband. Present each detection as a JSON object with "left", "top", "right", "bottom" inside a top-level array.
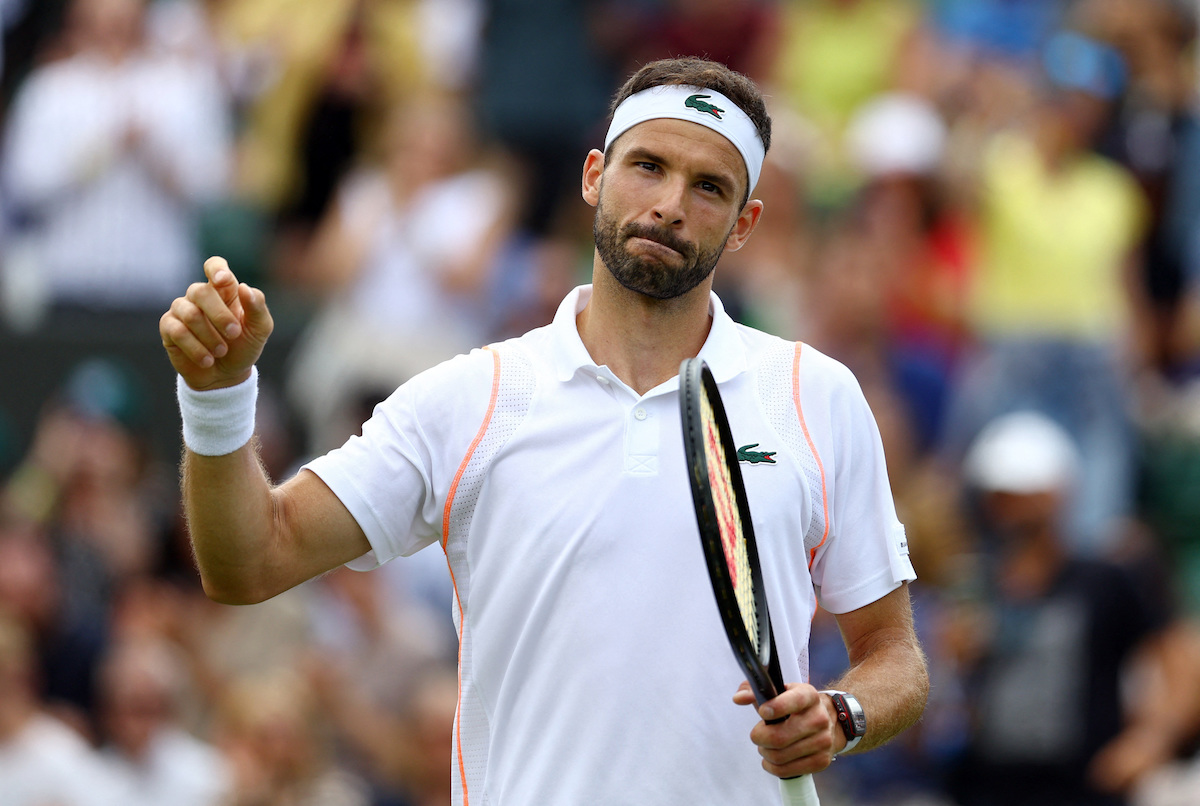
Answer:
[{"left": 176, "top": 367, "right": 258, "bottom": 456}]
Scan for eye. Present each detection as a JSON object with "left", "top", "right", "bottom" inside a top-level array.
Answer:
[
  {"left": 634, "top": 161, "right": 660, "bottom": 173},
  {"left": 697, "top": 180, "right": 721, "bottom": 195}
]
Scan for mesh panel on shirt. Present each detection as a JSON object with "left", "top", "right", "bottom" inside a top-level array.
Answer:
[
  {"left": 756, "top": 340, "right": 825, "bottom": 681},
  {"left": 444, "top": 343, "right": 535, "bottom": 806},
  {"left": 757, "top": 341, "right": 828, "bottom": 557}
]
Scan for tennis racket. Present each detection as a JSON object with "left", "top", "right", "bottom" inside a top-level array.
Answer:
[{"left": 679, "top": 357, "right": 820, "bottom": 806}]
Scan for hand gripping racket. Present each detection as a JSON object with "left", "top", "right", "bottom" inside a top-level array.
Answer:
[{"left": 679, "top": 358, "right": 820, "bottom": 806}]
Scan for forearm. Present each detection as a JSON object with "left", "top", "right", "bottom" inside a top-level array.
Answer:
[
  {"left": 1126, "top": 622, "right": 1200, "bottom": 747},
  {"left": 827, "top": 597, "right": 929, "bottom": 753},
  {"left": 181, "top": 441, "right": 282, "bottom": 605}
]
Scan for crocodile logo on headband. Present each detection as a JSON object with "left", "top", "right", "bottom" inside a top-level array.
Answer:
[{"left": 685, "top": 94, "right": 725, "bottom": 120}]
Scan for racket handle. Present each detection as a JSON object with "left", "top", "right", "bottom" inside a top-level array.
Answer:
[{"left": 779, "top": 774, "right": 820, "bottom": 805}]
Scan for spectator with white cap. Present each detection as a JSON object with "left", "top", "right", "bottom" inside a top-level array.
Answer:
[
  {"left": 939, "top": 28, "right": 1147, "bottom": 554},
  {"left": 949, "top": 410, "right": 1198, "bottom": 806}
]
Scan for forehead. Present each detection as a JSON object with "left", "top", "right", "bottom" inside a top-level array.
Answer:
[{"left": 610, "top": 118, "right": 748, "bottom": 192}]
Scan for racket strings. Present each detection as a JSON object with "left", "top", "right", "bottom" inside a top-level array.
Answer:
[{"left": 701, "top": 393, "right": 758, "bottom": 649}]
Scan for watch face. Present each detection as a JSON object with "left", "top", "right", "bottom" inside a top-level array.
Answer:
[{"left": 834, "top": 693, "right": 866, "bottom": 738}]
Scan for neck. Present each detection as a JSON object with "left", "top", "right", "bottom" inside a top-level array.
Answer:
[{"left": 577, "top": 259, "right": 714, "bottom": 395}]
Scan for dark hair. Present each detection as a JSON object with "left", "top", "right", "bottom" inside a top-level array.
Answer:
[{"left": 606, "top": 58, "right": 771, "bottom": 204}]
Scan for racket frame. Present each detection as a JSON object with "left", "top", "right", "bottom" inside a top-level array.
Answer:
[{"left": 679, "top": 357, "right": 785, "bottom": 708}]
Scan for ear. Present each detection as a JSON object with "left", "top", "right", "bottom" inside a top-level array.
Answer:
[
  {"left": 581, "top": 149, "right": 605, "bottom": 207},
  {"left": 723, "top": 199, "right": 764, "bottom": 253}
]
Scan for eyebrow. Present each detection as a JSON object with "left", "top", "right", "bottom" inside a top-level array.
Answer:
[{"left": 623, "top": 145, "right": 740, "bottom": 196}]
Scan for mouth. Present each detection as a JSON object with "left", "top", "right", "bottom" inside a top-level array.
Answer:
[{"left": 629, "top": 235, "right": 682, "bottom": 257}]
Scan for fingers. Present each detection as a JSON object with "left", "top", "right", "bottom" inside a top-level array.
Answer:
[
  {"left": 732, "top": 680, "right": 757, "bottom": 706},
  {"left": 161, "top": 257, "right": 273, "bottom": 384},
  {"left": 748, "top": 684, "right": 837, "bottom": 777},
  {"left": 759, "top": 683, "right": 822, "bottom": 722},
  {"left": 161, "top": 296, "right": 224, "bottom": 368}
]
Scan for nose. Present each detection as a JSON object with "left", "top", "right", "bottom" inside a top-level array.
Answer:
[{"left": 651, "top": 177, "right": 687, "bottom": 227}]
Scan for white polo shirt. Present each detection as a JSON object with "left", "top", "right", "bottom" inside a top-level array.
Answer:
[{"left": 304, "top": 285, "right": 914, "bottom": 806}]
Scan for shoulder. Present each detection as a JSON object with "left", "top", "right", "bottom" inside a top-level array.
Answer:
[
  {"left": 737, "top": 326, "right": 862, "bottom": 398},
  {"left": 385, "top": 345, "right": 507, "bottom": 410},
  {"left": 374, "top": 337, "right": 543, "bottom": 431}
]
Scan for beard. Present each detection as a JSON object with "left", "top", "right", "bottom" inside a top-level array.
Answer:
[{"left": 593, "top": 191, "right": 731, "bottom": 301}]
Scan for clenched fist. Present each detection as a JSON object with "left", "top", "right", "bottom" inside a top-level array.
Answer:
[{"left": 160, "top": 256, "right": 274, "bottom": 390}]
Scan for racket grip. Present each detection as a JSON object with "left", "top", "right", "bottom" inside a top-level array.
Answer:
[{"left": 779, "top": 774, "right": 820, "bottom": 805}]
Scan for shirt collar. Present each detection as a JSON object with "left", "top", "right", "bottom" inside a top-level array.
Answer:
[{"left": 549, "top": 285, "right": 748, "bottom": 385}]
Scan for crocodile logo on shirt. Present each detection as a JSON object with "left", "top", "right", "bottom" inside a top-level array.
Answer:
[
  {"left": 737, "top": 444, "right": 777, "bottom": 464},
  {"left": 685, "top": 94, "right": 725, "bottom": 120}
]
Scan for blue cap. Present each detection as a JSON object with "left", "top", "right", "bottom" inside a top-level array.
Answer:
[{"left": 1043, "top": 30, "right": 1127, "bottom": 101}]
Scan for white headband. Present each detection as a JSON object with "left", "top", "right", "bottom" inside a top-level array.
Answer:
[{"left": 604, "top": 84, "right": 765, "bottom": 196}]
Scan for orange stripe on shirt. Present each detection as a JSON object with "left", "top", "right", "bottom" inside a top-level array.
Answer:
[
  {"left": 792, "top": 343, "right": 830, "bottom": 569},
  {"left": 441, "top": 345, "right": 502, "bottom": 806}
]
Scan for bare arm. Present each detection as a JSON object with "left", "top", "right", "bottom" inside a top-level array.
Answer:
[
  {"left": 181, "top": 452, "right": 369, "bottom": 604},
  {"left": 1088, "top": 619, "right": 1200, "bottom": 794},
  {"left": 821, "top": 582, "right": 929, "bottom": 753},
  {"left": 162, "top": 257, "right": 371, "bottom": 604},
  {"left": 736, "top": 583, "right": 929, "bottom": 777}
]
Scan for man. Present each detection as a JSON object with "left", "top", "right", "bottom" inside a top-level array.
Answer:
[
  {"left": 160, "top": 58, "right": 928, "bottom": 804},
  {"left": 951, "top": 410, "right": 1194, "bottom": 806},
  {"left": 96, "top": 637, "right": 231, "bottom": 806},
  {"left": 2, "top": 0, "right": 230, "bottom": 315},
  {"left": 0, "top": 610, "right": 120, "bottom": 806}
]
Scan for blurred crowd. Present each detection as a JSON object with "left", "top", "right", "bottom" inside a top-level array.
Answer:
[{"left": 2, "top": 0, "right": 1200, "bottom": 804}]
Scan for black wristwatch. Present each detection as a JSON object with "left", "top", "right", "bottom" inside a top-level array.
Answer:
[{"left": 821, "top": 690, "right": 866, "bottom": 754}]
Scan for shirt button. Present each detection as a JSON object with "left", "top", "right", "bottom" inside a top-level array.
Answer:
[
  {"left": 634, "top": 408, "right": 648, "bottom": 421},
  {"left": 596, "top": 376, "right": 610, "bottom": 385}
]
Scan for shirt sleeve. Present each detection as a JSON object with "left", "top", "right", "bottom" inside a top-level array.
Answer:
[
  {"left": 302, "top": 348, "right": 499, "bottom": 569},
  {"left": 802, "top": 351, "right": 915, "bottom": 613}
]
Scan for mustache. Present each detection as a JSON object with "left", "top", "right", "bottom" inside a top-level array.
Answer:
[{"left": 621, "top": 222, "right": 693, "bottom": 257}]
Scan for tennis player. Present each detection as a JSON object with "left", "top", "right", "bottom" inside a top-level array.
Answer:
[{"left": 161, "top": 57, "right": 928, "bottom": 804}]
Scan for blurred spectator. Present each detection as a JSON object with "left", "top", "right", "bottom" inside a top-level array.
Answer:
[
  {"left": 1081, "top": 0, "right": 1200, "bottom": 382},
  {"left": 0, "top": 0, "right": 232, "bottom": 321},
  {"left": 0, "top": 609, "right": 119, "bottom": 806},
  {"left": 285, "top": 93, "right": 517, "bottom": 455},
  {"left": 928, "top": 0, "right": 1069, "bottom": 62},
  {"left": 803, "top": 208, "right": 953, "bottom": 474},
  {"left": 4, "top": 357, "right": 170, "bottom": 608},
  {"left": 767, "top": 0, "right": 926, "bottom": 205},
  {"left": 841, "top": 91, "right": 969, "bottom": 450},
  {"left": 949, "top": 411, "right": 1196, "bottom": 806},
  {"left": 306, "top": 568, "right": 456, "bottom": 804},
  {"left": 0, "top": 0, "right": 62, "bottom": 115},
  {"left": 941, "top": 31, "right": 1148, "bottom": 552},
  {"left": 96, "top": 636, "right": 231, "bottom": 806},
  {"left": 609, "top": 0, "right": 782, "bottom": 84},
  {"left": 387, "top": 666, "right": 458, "bottom": 806},
  {"left": 224, "top": 0, "right": 451, "bottom": 218},
  {"left": 472, "top": 0, "right": 614, "bottom": 238},
  {"left": 306, "top": 566, "right": 452, "bottom": 707},
  {"left": 0, "top": 357, "right": 177, "bottom": 724},
  {"left": 0, "top": 521, "right": 107, "bottom": 733},
  {"left": 214, "top": 668, "right": 371, "bottom": 806}
]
